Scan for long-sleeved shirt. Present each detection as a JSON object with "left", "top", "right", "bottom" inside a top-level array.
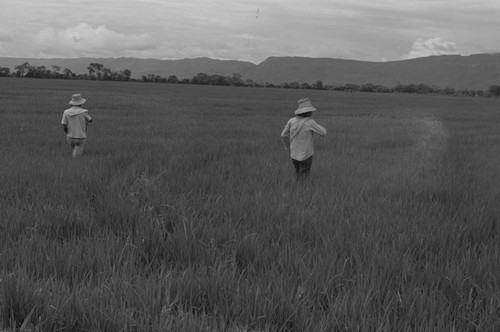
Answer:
[
  {"left": 281, "top": 117, "right": 326, "bottom": 161},
  {"left": 61, "top": 107, "right": 92, "bottom": 138}
]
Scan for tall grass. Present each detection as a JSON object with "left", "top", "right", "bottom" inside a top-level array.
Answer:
[{"left": 1, "top": 78, "right": 499, "bottom": 331}]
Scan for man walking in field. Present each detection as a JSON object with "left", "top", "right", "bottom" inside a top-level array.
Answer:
[
  {"left": 281, "top": 98, "right": 327, "bottom": 181},
  {"left": 61, "top": 94, "right": 92, "bottom": 158}
]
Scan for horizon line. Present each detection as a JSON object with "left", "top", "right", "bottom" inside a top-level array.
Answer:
[{"left": 1, "top": 52, "right": 499, "bottom": 65}]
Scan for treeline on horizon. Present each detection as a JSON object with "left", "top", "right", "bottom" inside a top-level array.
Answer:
[{"left": 2, "top": 61, "right": 500, "bottom": 97}]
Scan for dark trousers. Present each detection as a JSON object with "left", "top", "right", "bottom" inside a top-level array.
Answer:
[{"left": 292, "top": 156, "right": 313, "bottom": 181}]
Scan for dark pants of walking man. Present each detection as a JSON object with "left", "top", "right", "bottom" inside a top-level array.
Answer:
[{"left": 292, "top": 156, "right": 313, "bottom": 181}]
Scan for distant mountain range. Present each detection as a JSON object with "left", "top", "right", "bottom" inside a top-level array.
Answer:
[{"left": 1, "top": 53, "right": 499, "bottom": 90}]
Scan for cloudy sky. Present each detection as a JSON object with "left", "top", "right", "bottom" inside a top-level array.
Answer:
[{"left": 0, "top": 0, "right": 498, "bottom": 64}]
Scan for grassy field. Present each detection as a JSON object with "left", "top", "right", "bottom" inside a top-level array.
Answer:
[{"left": 1, "top": 77, "right": 500, "bottom": 331}]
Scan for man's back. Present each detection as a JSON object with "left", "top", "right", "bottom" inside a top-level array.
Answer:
[
  {"left": 61, "top": 107, "right": 92, "bottom": 138},
  {"left": 284, "top": 117, "right": 326, "bottom": 161}
]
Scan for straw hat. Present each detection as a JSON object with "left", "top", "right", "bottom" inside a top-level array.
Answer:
[
  {"left": 295, "top": 98, "right": 317, "bottom": 114},
  {"left": 69, "top": 94, "right": 86, "bottom": 106}
]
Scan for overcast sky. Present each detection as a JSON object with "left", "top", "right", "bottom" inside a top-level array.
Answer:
[{"left": 0, "top": 0, "right": 498, "bottom": 64}]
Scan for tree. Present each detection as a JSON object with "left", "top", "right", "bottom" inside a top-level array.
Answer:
[
  {"left": 488, "top": 85, "right": 500, "bottom": 97},
  {"left": 63, "top": 68, "right": 75, "bottom": 79},
  {"left": 209, "top": 74, "right": 229, "bottom": 86},
  {"left": 415, "top": 83, "right": 433, "bottom": 94},
  {"left": 25, "top": 65, "right": 49, "bottom": 78},
  {"left": 122, "top": 69, "right": 132, "bottom": 81},
  {"left": 0, "top": 67, "right": 11, "bottom": 77},
  {"left": 230, "top": 73, "right": 243, "bottom": 86},
  {"left": 166, "top": 75, "right": 180, "bottom": 84},
  {"left": 360, "top": 83, "right": 375, "bottom": 92},
  {"left": 443, "top": 87, "right": 455, "bottom": 95},
  {"left": 343, "top": 83, "right": 360, "bottom": 92},
  {"left": 51, "top": 65, "right": 61, "bottom": 78},
  {"left": 244, "top": 79, "right": 254, "bottom": 87},
  {"left": 14, "top": 62, "right": 31, "bottom": 77},
  {"left": 313, "top": 80, "right": 324, "bottom": 90},
  {"left": 102, "top": 68, "right": 113, "bottom": 80},
  {"left": 144, "top": 73, "right": 163, "bottom": 83},
  {"left": 374, "top": 85, "right": 391, "bottom": 93},
  {"left": 191, "top": 73, "right": 210, "bottom": 85},
  {"left": 87, "top": 63, "right": 104, "bottom": 80},
  {"left": 77, "top": 73, "right": 90, "bottom": 80}
]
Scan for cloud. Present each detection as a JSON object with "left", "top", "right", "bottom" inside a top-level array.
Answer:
[
  {"left": 404, "top": 37, "right": 460, "bottom": 59},
  {"left": 33, "top": 23, "right": 156, "bottom": 57},
  {"left": 1, "top": 0, "right": 498, "bottom": 61}
]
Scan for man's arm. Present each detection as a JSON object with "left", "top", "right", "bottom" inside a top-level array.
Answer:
[
  {"left": 281, "top": 122, "right": 291, "bottom": 150},
  {"left": 310, "top": 120, "right": 327, "bottom": 136},
  {"left": 61, "top": 113, "right": 68, "bottom": 133},
  {"left": 85, "top": 114, "right": 92, "bottom": 130}
]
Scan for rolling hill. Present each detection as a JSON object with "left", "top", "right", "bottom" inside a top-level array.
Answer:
[
  {"left": 1, "top": 53, "right": 499, "bottom": 90},
  {"left": 242, "top": 54, "right": 500, "bottom": 90}
]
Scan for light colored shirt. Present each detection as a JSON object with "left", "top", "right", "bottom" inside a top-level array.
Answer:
[
  {"left": 61, "top": 107, "right": 92, "bottom": 138},
  {"left": 281, "top": 117, "right": 326, "bottom": 161}
]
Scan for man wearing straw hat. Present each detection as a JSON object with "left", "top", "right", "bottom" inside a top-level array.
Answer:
[
  {"left": 281, "top": 98, "right": 326, "bottom": 181},
  {"left": 61, "top": 93, "right": 93, "bottom": 158}
]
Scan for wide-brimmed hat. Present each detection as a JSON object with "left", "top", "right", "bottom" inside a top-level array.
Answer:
[
  {"left": 295, "top": 98, "right": 317, "bottom": 114},
  {"left": 69, "top": 94, "right": 86, "bottom": 106}
]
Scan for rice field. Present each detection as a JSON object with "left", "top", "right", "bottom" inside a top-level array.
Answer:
[{"left": 1, "top": 77, "right": 500, "bottom": 331}]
